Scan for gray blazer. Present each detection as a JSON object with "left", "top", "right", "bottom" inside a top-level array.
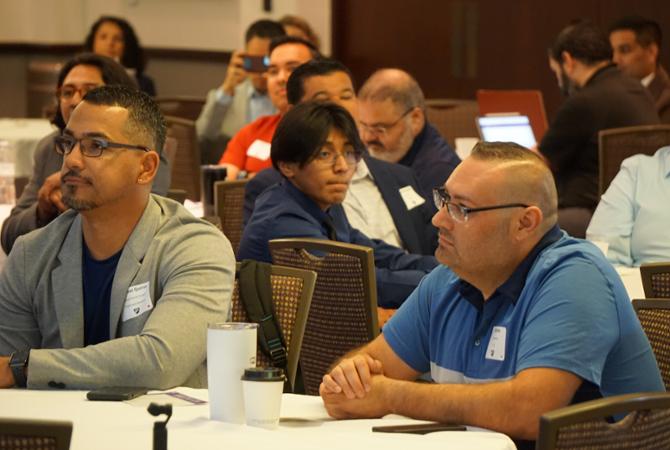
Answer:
[
  {"left": 196, "top": 80, "right": 253, "bottom": 141},
  {"left": 0, "top": 195, "right": 235, "bottom": 389},
  {"left": 1, "top": 131, "right": 172, "bottom": 254}
]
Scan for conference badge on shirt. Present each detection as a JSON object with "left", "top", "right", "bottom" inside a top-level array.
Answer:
[
  {"left": 122, "top": 281, "right": 153, "bottom": 322},
  {"left": 485, "top": 326, "right": 506, "bottom": 361}
]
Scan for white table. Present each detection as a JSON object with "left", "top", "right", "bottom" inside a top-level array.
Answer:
[
  {"left": 0, "top": 389, "right": 516, "bottom": 450},
  {"left": 616, "top": 266, "right": 645, "bottom": 300},
  {"left": 0, "top": 118, "right": 55, "bottom": 179}
]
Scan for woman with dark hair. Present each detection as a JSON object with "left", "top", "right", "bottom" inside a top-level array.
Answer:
[
  {"left": 83, "top": 16, "right": 156, "bottom": 96},
  {"left": 238, "top": 102, "right": 437, "bottom": 308},
  {"left": 1, "top": 53, "right": 169, "bottom": 254}
]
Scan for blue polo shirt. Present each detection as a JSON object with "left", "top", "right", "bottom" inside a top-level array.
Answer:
[{"left": 384, "top": 226, "right": 664, "bottom": 398}]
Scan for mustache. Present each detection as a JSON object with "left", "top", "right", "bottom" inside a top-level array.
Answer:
[
  {"left": 365, "top": 140, "right": 384, "bottom": 148},
  {"left": 61, "top": 169, "right": 93, "bottom": 184}
]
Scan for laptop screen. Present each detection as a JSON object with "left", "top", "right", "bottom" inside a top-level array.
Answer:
[{"left": 476, "top": 115, "right": 537, "bottom": 149}]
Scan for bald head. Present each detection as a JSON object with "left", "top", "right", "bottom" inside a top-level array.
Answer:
[
  {"left": 358, "top": 68, "right": 425, "bottom": 111},
  {"left": 469, "top": 142, "right": 558, "bottom": 232}
]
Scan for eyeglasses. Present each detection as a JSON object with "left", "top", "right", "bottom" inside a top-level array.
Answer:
[
  {"left": 358, "top": 107, "right": 415, "bottom": 137},
  {"left": 57, "top": 84, "right": 101, "bottom": 100},
  {"left": 432, "top": 186, "right": 529, "bottom": 223},
  {"left": 54, "top": 135, "right": 150, "bottom": 158},
  {"left": 311, "top": 147, "right": 362, "bottom": 167}
]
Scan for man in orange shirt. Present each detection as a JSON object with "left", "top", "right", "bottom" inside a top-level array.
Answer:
[{"left": 218, "top": 36, "right": 319, "bottom": 179}]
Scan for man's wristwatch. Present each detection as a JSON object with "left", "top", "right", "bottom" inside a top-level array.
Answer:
[{"left": 9, "top": 350, "right": 30, "bottom": 388}]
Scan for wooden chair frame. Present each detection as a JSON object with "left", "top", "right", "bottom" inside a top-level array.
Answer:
[
  {"left": 640, "top": 262, "right": 670, "bottom": 298},
  {"left": 214, "top": 179, "right": 250, "bottom": 256},
  {"left": 632, "top": 298, "right": 670, "bottom": 390},
  {"left": 164, "top": 115, "right": 201, "bottom": 201}
]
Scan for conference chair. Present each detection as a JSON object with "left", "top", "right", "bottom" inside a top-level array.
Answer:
[
  {"left": 156, "top": 96, "right": 206, "bottom": 122},
  {"left": 0, "top": 418, "right": 72, "bottom": 450},
  {"left": 632, "top": 299, "right": 670, "bottom": 390},
  {"left": 640, "top": 262, "right": 670, "bottom": 298},
  {"left": 536, "top": 392, "right": 670, "bottom": 450},
  {"left": 230, "top": 263, "right": 316, "bottom": 393},
  {"left": 425, "top": 99, "right": 479, "bottom": 148},
  {"left": 269, "top": 238, "right": 379, "bottom": 395},
  {"left": 214, "top": 179, "right": 250, "bottom": 256},
  {"left": 476, "top": 89, "right": 549, "bottom": 142},
  {"left": 164, "top": 115, "right": 201, "bottom": 201},
  {"left": 598, "top": 125, "right": 670, "bottom": 196}
]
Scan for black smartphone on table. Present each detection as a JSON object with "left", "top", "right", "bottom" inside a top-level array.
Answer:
[
  {"left": 372, "top": 422, "right": 467, "bottom": 434},
  {"left": 86, "top": 387, "right": 148, "bottom": 401}
]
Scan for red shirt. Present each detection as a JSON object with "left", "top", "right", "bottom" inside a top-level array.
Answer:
[{"left": 219, "top": 114, "right": 281, "bottom": 174}]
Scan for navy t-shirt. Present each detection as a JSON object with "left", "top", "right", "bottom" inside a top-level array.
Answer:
[{"left": 82, "top": 242, "right": 122, "bottom": 346}]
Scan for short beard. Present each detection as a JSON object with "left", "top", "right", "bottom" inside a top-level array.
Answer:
[{"left": 62, "top": 187, "right": 98, "bottom": 211}]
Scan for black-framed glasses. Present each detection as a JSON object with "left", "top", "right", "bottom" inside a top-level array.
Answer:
[
  {"left": 432, "top": 186, "right": 529, "bottom": 223},
  {"left": 54, "top": 135, "right": 150, "bottom": 158},
  {"left": 311, "top": 147, "right": 363, "bottom": 167},
  {"left": 358, "top": 106, "right": 416, "bottom": 136}
]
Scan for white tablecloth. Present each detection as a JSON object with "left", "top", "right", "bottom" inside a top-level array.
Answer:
[
  {"left": 0, "top": 389, "right": 516, "bottom": 450},
  {"left": 0, "top": 118, "right": 55, "bottom": 178},
  {"left": 616, "top": 266, "right": 645, "bottom": 300},
  {"left": 0, "top": 203, "right": 11, "bottom": 271}
]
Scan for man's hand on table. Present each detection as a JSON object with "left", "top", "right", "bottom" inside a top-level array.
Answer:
[{"left": 0, "top": 356, "right": 15, "bottom": 388}]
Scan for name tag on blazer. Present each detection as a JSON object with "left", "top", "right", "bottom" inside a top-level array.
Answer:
[
  {"left": 246, "top": 139, "right": 271, "bottom": 160},
  {"left": 122, "top": 281, "right": 154, "bottom": 322},
  {"left": 399, "top": 186, "right": 426, "bottom": 210}
]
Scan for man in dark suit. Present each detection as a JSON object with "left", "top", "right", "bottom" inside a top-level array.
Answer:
[
  {"left": 609, "top": 15, "right": 670, "bottom": 123},
  {"left": 541, "top": 21, "right": 659, "bottom": 237},
  {"left": 245, "top": 59, "right": 437, "bottom": 255}
]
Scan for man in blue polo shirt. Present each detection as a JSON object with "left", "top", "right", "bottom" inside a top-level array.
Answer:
[{"left": 319, "top": 142, "right": 664, "bottom": 443}]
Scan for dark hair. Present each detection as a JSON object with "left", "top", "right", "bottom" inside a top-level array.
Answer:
[
  {"left": 287, "top": 59, "right": 354, "bottom": 105},
  {"left": 245, "top": 19, "right": 286, "bottom": 43},
  {"left": 82, "top": 85, "right": 166, "bottom": 154},
  {"left": 84, "top": 16, "right": 146, "bottom": 74},
  {"left": 279, "top": 15, "right": 321, "bottom": 49},
  {"left": 609, "top": 15, "right": 662, "bottom": 54},
  {"left": 271, "top": 101, "right": 364, "bottom": 169},
  {"left": 53, "top": 53, "right": 137, "bottom": 130},
  {"left": 471, "top": 141, "right": 547, "bottom": 163},
  {"left": 549, "top": 20, "right": 612, "bottom": 65},
  {"left": 269, "top": 35, "right": 320, "bottom": 59}
]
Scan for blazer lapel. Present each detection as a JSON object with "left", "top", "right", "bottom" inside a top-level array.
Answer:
[
  {"left": 108, "top": 197, "right": 161, "bottom": 338},
  {"left": 364, "top": 156, "right": 423, "bottom": 254},
  {"left": 51, "top": 215, "right": 85, "bottom": 348}
]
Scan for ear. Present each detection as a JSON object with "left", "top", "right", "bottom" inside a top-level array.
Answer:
[
  {"left": 409, "top": 107, "right": 425, "bottom": 137},
  {"left": 514, "top": 206, "right": 543, "bottom": 241},
  {"left": 137, "top": 151, "right": 159, "bottom": 186},
  {"left": 561, "top": 51, "right": 574, "bottom": 71},
  {"left": 647, "top": 42, "right": 659, "bottom": 63},
  {"left": 277, "top": 161, "right": 298, "bottom": 179}
]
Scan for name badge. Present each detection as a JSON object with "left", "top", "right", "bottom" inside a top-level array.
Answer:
[
  {"left": 485, "top": 326, "right": 506, "bottom": 361},
  {"left": 122, "top": 281, "right": 153, "bottom": 322},
  {"left": 399, "top": 185, "right": 425, "bottom": 210},
  {"left": 246, "top": 139, "right": 271, "bottom": 161}
]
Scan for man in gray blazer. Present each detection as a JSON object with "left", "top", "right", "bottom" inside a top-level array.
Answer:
[{"left": 0, "top": 85, "right": 235, "bottom": 390}]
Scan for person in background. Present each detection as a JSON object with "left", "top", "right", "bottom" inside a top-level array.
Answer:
[
  {"left": 357, "top": 69, "right": 461, "bottom": 199},
  {"left": 280, "top": 15, "right": 321, "bottom": 50},
  {"left": 540, "top": 20, "right": 659, "bottom": 238},
  {"left": 196, "top": 19, "right": 286, "bottom": 164},
  {"left": 609, "top": 15, "right": 670, "bottom": 122},
  {"left": 245, "top": 58, "right": 437, "bottom": 255},
  {"left": 0, "top": 85, "right": 235, "bottom": 390},
  {"left": 320, "top": 142, "right": 664, "bottom": 449},
  {"left": 586, "top": 145, "right": 670, "bottom": 266},
  {"left": 1, "top": 53, "right": 171, "bottom": 255},
  {"left": 218, "top": 36, "right": 319, "bottom": 180},
  {"left": 238, "top": 102, "right": 437, "bottom": 308},
  {"left": 84, "top": 15, "right": 156, "bottom": 96}
]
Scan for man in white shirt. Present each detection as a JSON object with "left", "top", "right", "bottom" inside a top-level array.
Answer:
[
  {"left": 609, "top": 15, "right": 670, "bottom": 122},
  {"left": 196, "top": 20, "right": 286, "bottom": 162}
]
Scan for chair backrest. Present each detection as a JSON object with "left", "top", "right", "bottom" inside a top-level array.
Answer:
[
  {"left": 536, "top": 392, "right": 670, "bottom": 450},
  {"left": 640, "top": 262, "right": 670, "bottom": 298},
  {"left": 230, "top": 263, "right": 316, "bottom": 392},
  {"left": 166, "top": 188, "right": 188, "bottom": 204},
  {"left": 476, "top": 89, "right": 549, "bottom": 142},
  {"left": 425, "top": 99, "right": 479, "bottom": 148},
  {"left": 598, "top": 125, "right": 670, "bottom": 195},
  {"left": 0, "top": 418, "right": 72, "bottom": 450},
  {"left": 268, "top": 238, "right": 379, "bottom": 395},
  {"left": 164, "top": 115, "right": 201, "bottom": 201},
  {"left": 214, "top": 179, "right": 250, "bottom": 256},
  {"left": 156, "top": 96, "right": 206, "bottom": 121},
  {"left": 632, "top": 298, "right": 670, "bottom": 390}
]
